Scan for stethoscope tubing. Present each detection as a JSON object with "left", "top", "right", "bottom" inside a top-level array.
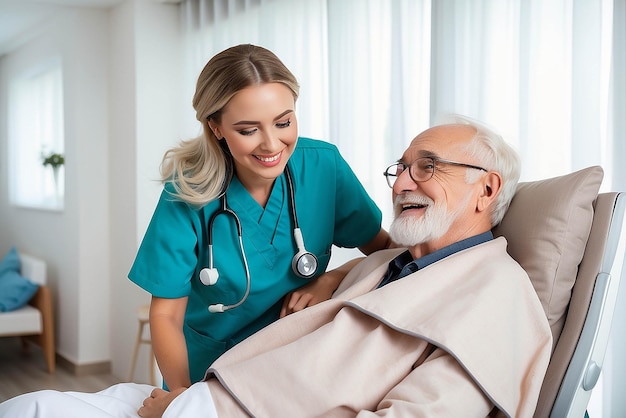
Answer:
[
  {"left": 206, "top": 196, "right": 251, "bottom": 313},
  {"left": 202, "top": 165, "right": 316, "bottom": 313}
]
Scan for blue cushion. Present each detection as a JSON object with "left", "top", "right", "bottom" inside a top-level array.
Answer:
[
  {"left": 0, "top": 246, "right": 20, "bottom": 276},
  {"left": 0, "top": 247, "right": 40, "bottom": 312}
]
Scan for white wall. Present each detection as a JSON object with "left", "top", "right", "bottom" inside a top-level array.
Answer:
[
  {"left": 108, "top": 0, "right": 142, "bottom": 380},
  {"left": 109, "top": 0, "right": 183, "bottom": 381},
  {"left": 0, "top": 0, "right": 182, "bottom": 382},
  {"left": 0, "top": 8, "right": 111, "bottom": 365}
]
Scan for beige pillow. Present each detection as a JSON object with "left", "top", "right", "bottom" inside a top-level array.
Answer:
[{"left": 492, "top": 166, "right": 604, "bottom": 343}]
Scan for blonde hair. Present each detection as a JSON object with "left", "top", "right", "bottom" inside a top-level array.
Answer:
[{"left": 161, "top": 44, "right": 300, "bottom": 206}]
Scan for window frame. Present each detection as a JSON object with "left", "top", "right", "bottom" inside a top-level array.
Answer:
[{"left": 7, "top": 56, "right": 65, "bottom": 211}]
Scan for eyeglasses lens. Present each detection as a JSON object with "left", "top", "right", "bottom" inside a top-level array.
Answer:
[
  {"left": 413, "top": 158, "right": 435, "bottom": 182},
  {"left": 384, "top": 158, "right": 437, "bottom": 188}
]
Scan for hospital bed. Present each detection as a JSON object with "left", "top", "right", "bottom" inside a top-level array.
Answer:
[{"left": 493, "top": 165, "right": 625, "bottom": 417}]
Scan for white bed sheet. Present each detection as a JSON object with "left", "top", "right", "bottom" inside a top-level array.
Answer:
[{"left": 0, "top": 381, "right": 218, "bottom": 418}]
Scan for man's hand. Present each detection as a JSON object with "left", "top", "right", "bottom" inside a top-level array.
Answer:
[{"left": 137, "top": 387, "right": 186, "bottom": 418}]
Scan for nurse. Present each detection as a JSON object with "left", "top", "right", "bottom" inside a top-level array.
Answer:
[{"left": 128, "top": 44, "right": 391, "bottom": 391}]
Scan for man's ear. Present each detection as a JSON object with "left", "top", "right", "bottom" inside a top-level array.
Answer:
[
  {"left": 207, "top": 119, "right": 223, "bottom": 140},
  {"left": 477, "top": 172, "right": 502, "bottom": 212}
]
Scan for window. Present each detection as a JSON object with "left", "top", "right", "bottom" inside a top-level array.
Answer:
[{"left": 8, "top": 57, "right": 65, "bottom": 210}]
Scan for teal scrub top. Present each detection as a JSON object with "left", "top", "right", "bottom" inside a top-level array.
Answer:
[{"left": 128, "top": 137, "right": 382, "bottom": 384}]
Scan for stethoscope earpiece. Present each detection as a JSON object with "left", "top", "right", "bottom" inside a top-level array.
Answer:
[
  {"left": 208, "top": 303, "right": 225, "bottom": 313},
  {"left": 199, "top": 267, "right": 219, "bottom": 286},
  {"left": 201, "top": 166, "right": 315, "bottom": 313}
]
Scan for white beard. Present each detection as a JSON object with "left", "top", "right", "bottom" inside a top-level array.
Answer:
[{"left": 389, "top": 193, "right": 466, "bottom": 247}]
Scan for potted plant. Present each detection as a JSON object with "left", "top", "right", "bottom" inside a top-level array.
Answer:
[
  {"left": 41, "top": 151, "right": 64, "bottom": 196},
  {"left": 41, "top": 152, "right": 64, "bottom": 169}
]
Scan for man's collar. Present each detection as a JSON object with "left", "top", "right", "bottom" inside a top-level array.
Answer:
[
  {"left": 415, "top": 230, "right": 494, "bottom": 269},
  {"left": 380, "top": 231, "right": 494, "bottom": 288}
]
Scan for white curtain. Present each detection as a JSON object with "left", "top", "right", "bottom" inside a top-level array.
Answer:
[
  {"left": 180, "top": 1, "right": 625, "bottom": 414},
  {"left": 431, "top": 0, "right": 621, "bottom": 185}
]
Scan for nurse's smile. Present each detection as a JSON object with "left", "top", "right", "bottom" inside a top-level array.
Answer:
[{"left": 253, "top": 151, "right": 283, "bottom": 167}]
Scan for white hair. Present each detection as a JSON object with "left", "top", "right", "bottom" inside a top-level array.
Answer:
[{"left": 434, "top": 114, "right": 521, "bottom": 226}]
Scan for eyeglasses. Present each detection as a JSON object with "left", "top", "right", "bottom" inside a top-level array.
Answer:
[{"left": 383, "top": 157, "right": 488, "bottom": 188}]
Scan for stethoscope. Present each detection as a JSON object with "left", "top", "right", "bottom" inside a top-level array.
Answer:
[{"left": 199, "top": 165, "right": 318, "bottom": 313}]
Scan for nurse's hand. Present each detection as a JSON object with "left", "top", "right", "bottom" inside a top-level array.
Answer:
[
  {"left": 138, "top": 387, "right": 186, "bottom": 418},
  {"left": 280, "top": 275, "right": 334, "bottom": 317},
  {"left": 280, "top": 258, "right": 363, "bottom": 317}
]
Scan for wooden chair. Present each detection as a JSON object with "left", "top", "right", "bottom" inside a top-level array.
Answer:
[
  {"left": 0, "top": 253, "right": 55, "bottom": 373},
  {"left": 128, "top": 303, "right": 156, "bottom": 385}
]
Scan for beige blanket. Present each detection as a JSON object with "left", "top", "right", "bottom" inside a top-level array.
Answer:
[{"left": 206, "top": 237, "right": 552, "bottom": 418}]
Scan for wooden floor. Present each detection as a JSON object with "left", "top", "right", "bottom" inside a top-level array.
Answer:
[{"left": 0, "top": 337, "right": 122, "bottom": 402}]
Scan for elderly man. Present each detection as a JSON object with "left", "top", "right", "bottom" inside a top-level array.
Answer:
[{"left": 0, "top": 117, "right": 551, "bottom": 418}]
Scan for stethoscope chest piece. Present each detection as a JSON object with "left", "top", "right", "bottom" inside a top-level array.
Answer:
[
  {"left": 292, "top": 252, "right": 317, "bottom": 278},
  {"left": 291, "top": 227, "right": 318, "bottom": 278}
]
